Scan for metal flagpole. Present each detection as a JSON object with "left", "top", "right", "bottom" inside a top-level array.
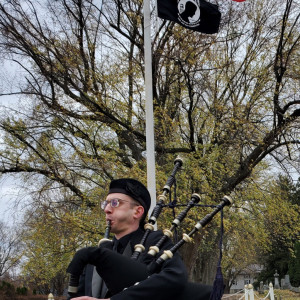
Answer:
[{"left": 143, "top": 0, "right": 157, "bottom": 217}]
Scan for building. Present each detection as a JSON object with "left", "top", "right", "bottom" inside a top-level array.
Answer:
[{"left": 230, "top": 264, "right": 264, "bottom": 293}]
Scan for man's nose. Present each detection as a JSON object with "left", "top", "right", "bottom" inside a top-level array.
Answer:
[{"left": 104, "top": 203, "right": 112, "bottom": 213}]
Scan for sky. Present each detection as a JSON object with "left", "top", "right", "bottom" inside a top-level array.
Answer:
[
  {"left": 0, "top": 178, "right": 17, "bottom": 224},
  {"left": 0, "top": 174, "right": 26, "bottom": 226},
  {"left": 0, "top": 59, "right": 25, "bottom": 225}
]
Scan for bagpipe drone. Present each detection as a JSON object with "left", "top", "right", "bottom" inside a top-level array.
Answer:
[{"left": 67, "top": 158, "right": 232, "bottom": 299}]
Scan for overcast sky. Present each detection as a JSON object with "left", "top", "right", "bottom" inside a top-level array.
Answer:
[
  {"left": 0, "top": 59, "right": 25, "bottom": 226},
  {"left": 0, "top": 177, "right": 20, "bottom": 225}
]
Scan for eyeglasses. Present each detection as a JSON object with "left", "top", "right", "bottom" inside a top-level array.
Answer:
[{"left": 101, "top": 198, "right": 138, "bottom": 210}]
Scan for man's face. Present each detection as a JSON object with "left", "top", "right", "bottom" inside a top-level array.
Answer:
[{"left": 104, "top": 193, "right": 143, "bottom": 239}]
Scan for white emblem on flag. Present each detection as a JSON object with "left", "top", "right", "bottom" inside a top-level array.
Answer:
[{"left": 177, "top": 0, "right": 201, "bottom": 28}]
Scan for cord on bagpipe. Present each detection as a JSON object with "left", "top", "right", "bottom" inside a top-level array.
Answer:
[
  {"left": 209, "top": 209, "right": 225, "bottom": 300},
  {"left": 160, "top": 202, "right": 227, "bottom": 300}
]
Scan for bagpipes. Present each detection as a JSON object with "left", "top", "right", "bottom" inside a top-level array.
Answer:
[{"left": 67, "top": 158, "right": 232, "bottom": 299}]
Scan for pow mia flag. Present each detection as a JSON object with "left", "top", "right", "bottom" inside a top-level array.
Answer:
[{"left": 157, "top": 0, "right": 221, "bottom": 34}]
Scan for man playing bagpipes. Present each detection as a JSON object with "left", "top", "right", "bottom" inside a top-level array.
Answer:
[{"left": 67, "top": 178, "right": 213, "bottom": 300}]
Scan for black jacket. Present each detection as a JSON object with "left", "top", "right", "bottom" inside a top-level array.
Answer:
[{"left": 75, "top": 228, "right": 188, "bottom": 300}]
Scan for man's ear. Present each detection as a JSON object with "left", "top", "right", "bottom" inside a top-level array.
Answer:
[{"left": 134, "top": 205, "right": 144, "bottom": 219}]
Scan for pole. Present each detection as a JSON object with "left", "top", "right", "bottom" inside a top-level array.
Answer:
[{"left": 143, "top": 0, "right": 157, "bottom": 217}]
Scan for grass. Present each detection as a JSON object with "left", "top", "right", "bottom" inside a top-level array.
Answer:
[
  {"left": 222, "top": 289, "right": 300, "bottom": 300},
  {"left": 273, "top": 289, "right": 300, "bottom": 300}
]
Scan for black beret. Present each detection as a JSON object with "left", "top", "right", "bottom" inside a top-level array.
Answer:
[{"left": 108, "top": 178, "right": 151, "bottom": 213}]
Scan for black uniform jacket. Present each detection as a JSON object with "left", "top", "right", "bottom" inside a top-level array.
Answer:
[{"left": 76, "top": 227, "right": 188, "bottom": 300}]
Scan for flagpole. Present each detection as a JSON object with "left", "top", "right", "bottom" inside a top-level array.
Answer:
[{"left": 143, "top": 0, "right": 157, "bottom": 216}]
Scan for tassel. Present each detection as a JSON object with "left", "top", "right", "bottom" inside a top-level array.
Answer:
[
  {"left": 209, "top": 265, "right": 225, "bottom": 300},
  {"left": 209, "top": 210, "right": 225, "bottom": 300}
]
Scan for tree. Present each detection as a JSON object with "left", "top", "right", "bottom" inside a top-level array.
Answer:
[
  {"left": 255, "top": 176, "right": 300, "bottom": 287},
  {"left": 0, "top": 0, "right": 299, "bottom": 197},
  {"left": 21, "top": 207, "right": 74, "bottom": 295},
  {"left": 0, "top": 0, "right": 299, "bottom": 289},
  {"left": 289, "top": 241, "right": 300, "bottom": 286},
  {"left": 0, "top": 221, "right": 21, "bottom": 278}
]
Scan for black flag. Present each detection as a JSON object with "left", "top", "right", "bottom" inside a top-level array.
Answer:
[{"left": 157, "top": 0, "right": 221, "bottom": 34}]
